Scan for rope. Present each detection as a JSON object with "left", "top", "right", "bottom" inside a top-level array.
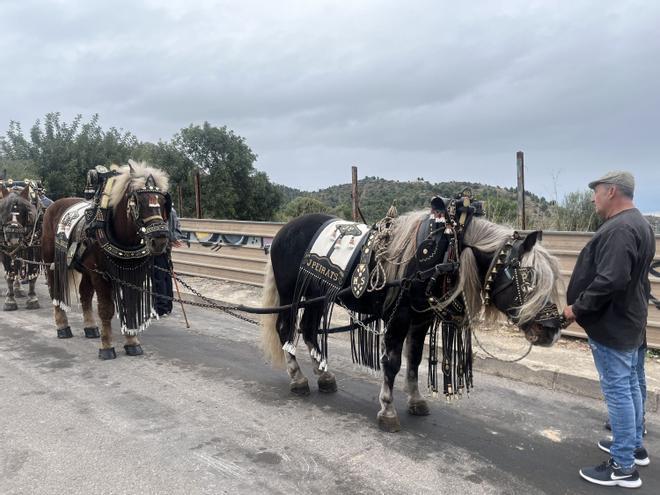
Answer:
[
  {"left": 470, "top": 325, "right": 533, "bottom": 363},
  {"left": 464, "top": 304, "right": 534, "bottom": 363}
]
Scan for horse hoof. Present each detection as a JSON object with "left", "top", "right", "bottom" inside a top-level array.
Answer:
[
  {"left": 318, "top": 377, "right": 338, "bottom": 393},
  {"left": 290, "top": 379, "right": 310, "bottom": 396},
  {"left": 26, "top": 299, "right": 40, "bottom": 310},
  {"left": 98, "top": 347, "right": 117, "bottom": 360},
  {"left": 124, "top": 344, "right": 143, "bottom": 356},
  {"left": 408, "top": 400, "right": 431, "bottom": 416},
  {"left": 57, "top": 326, "right": 73, "bottom": 339},
  {"left": 84, "top": 327, "right": 100, "bottom": 338},
  {"left": 377, "top": 412, "right": 401, "bottom": 433},
  {"left": 3, "top": 302, "right": 18, "bottom": 311}
]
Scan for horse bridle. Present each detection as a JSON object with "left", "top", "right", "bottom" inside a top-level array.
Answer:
[
  {"left": 482, "top": 232, "right": 564, "bottom": 329},
  {"left": 126, "top": 175, "right": 170, "bottom": 239}
]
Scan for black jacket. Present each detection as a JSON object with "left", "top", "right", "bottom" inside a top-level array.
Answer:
[{"left": 567, "top": 208, "right": 655, "bottom": 350}]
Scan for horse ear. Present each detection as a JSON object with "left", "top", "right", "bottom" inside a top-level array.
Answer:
[
  {"left": 20, "top": 186, "right": 30, "bottom": 200},
  {"left": 431, "top": 196, "right": 445, "bottom": 212},
  {"left": 522, "top": 230, "right": 542, "bottom": 252},
  {"left": 128, "top": 160, "right": 136, "bottom": 175}
]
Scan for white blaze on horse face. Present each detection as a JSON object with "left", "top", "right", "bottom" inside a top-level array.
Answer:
[{"left": 148, "top": 194, "right": 160, "bottom": 209}]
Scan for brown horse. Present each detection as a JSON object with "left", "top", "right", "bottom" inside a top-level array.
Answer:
[
  {"left": 41, "top": 161, "right": 170, "bottom": 359},
  {"left": 0, "top": 183, "right": 42, "bottom": 310}
]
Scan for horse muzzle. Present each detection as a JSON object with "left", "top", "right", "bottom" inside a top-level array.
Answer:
[
  {"left": 3, "top": 224, "right": 26, "bottom": 246},
  {"left": 141, "top": 221, "right": 169, "bottom": 255}
]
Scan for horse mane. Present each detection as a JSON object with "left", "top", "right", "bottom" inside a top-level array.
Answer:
[
  {"left": 108, "top": 160, "right": 170, "bottom": 209},
  {"left": 384, "top": 211, "right": 562, "bottom": 324},
  {"left": 0, "top": 191, "right": 36, "bottom": 225}
]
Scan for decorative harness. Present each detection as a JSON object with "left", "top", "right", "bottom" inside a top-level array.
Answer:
[
  {"left": 482, "top": 231, "right": 564, "bottom": 330},
  {"left": 83, "top": 167, "right": 171, "bottom": 260},
  {"left": 0, "top": 179, "right": 45, "bottom": 281}
]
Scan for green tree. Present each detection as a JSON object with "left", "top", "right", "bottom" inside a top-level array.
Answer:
[
  {"left": 556, "top": 190, "right": 600, "bottom": 231},
  {"left": 171, "top": 122, "right": 281, "bottom": 220},
  {"left": 280, "top": 196, "right": 330, "bottom": 220},
  {"left": 1, "top": 113, "right": 138, "bottom": 198}
]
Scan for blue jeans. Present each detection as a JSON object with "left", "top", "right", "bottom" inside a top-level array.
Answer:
[
  {"left": 589, "top": 338, "right": 644, "bottom": 471},
  {"left": 637, "top": 344, "right": 647, "bottom": 410}
]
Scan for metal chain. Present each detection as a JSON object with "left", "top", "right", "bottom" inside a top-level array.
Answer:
[
  {"left": 14, "top": 257, "right": 260, "bottom": 326},
  {"left": 338, "top": 302, "right": 383, "bottom": 336}
]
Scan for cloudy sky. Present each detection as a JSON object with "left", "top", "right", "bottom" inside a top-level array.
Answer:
[{"left": 1, "top": 0, "right": 658, "bottom": 211}]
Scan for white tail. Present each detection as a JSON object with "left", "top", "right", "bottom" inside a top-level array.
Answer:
[{"left": 260, "top": 259, "right": 285, "bottom": 368}]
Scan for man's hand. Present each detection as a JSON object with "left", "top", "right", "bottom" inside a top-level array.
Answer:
[
  {"left": 171, "top": 240, "right": 182, "bottom": 248},
  {"left": 563, "top": 305, "right": 576, "bottom": 323}
]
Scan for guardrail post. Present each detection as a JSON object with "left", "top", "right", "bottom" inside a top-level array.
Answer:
[
  {"left": 352, "top": 166, "right": 359, "bottom": 222},
  {"left": 516, "top": 151, "right": 526, "bottom": 230},
  {"left": 194, "top": 169, "right": 202, "bottom": 219}
]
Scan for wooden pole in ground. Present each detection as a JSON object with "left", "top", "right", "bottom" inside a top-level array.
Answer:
[
  {"left": 351, "top": 166, "right": 359, "bottom": 222},
  {"left": 516, "top": 151, "right": 526, "bottom": 230},
  {"left": 177, "top": 184, "right": 183, "bottom": 216},
  {"left": 194, "top": 169, "right": 202, "bottom": 219}
]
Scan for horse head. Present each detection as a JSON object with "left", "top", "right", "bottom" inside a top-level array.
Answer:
[
  {"left": 125, "top": 172, "right": 171, "bottom": 256},
  {"left": 0, "top": 186, "right": 36, "bottom": 248},
  {"left": 481, "top": 230, "right": 564, "bottom": 346}
]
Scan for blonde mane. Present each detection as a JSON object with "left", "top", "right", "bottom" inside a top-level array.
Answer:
[
  {"left": 108, "top": 160, "right": 170, "bottom": 208},
  {"left": 383, "top": 211, "right": 562, "bottom": 324}
]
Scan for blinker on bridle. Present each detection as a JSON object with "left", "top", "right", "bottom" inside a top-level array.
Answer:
[
  {"left": 482, "top": 232, "right": 564, "bottom": 329},
  {"left": 127, "top": 174, "right": 169, "bottom": 238}
]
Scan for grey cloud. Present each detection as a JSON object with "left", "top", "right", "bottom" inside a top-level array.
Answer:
[{"left": 1, "top": 0, "right": 659, "bottom": 211}]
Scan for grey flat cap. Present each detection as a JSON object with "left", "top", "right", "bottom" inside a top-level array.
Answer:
[{"left": 588, "top": 170, "right": 635, "bottom": 193}]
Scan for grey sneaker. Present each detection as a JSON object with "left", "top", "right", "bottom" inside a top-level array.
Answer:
[
  {"left": 598, "top": 439, "right": 650, "bottom": 467},
  {"left": 579, "top": 458, "right": 642, "bottom": 488}
]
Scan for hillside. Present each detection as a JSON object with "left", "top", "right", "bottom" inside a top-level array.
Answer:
[{"left": 277, "top": 176, "right": 550, "bottom": 225}]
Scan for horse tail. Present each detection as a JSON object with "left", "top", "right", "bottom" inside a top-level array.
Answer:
[{"left": 260, "top": 258, "right": 285, "bottom": 368}]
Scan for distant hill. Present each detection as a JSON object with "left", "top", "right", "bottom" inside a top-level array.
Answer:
[
  {"left": 276, "top": 176, "right": 551, "bottom": 225},
  {"left": 644, "top": 214, "right": 660, "bottom": 234}
]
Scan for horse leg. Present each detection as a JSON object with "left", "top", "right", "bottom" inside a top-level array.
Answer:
[
  {"left": 277, "top": 309, "right": 310, "bottom": 395},
  {"left": 93, "top": 274, "right": 116, "bottom": 360},
  {"left": 300, "top": 305, "right": 337, "bottom": 393},
  {"left": 377, "top": 310, "right": 408, "bottom": 432},
  {"left": 3, "top": 272, "right": 18, "bottom": 311},
  {"left": 25, "top": 269, "right": 40, "bottom": 309},
  {"left": 44, "top": 263, "right": 72, "bottom": 337},
  {"left": 405, "top": 319, "right": 431, "bottom": 416},
  {"left": 13, "top": 279, "right": 25, "bottom": 298},
  {"left": 123, "top": 333, "right": 143, "bottom": 357},
  {"left": 79, "top": 273, "right": 99, "bottom": 338}
]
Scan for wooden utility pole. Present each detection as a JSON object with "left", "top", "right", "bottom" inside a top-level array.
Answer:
[
  {"left": 516, "top": 151, "right": 526, "bottom": 230},
  {"left": 351, "top": 166, "right": 359, "bottom": 222},
  {"left": 194, "top": 169, "right": 202, "bottom": 219},
  {"left": 177, "top": 185, "right": 183, "bottom": 216}
]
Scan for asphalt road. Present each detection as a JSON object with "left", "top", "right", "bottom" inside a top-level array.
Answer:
[{"left": 1, "top": 284, "right": 658, "bottom": 495}]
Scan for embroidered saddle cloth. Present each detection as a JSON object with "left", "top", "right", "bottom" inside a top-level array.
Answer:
[
  {"left": 299, "top": 219, "right": 370, "bottom": 292},
  {"left": 55, "top": 201, "right": 92, "bottom": 267}
]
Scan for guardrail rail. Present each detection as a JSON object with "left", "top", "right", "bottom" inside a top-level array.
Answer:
[{"left": 173, "top": 218, "right": 660, "bottom": 348}]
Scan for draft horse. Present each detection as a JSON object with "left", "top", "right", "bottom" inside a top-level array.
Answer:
[
  {"left": 41, "top": 161, "right": 171, "bottom": 359},
  {"left": 0, "top": 182, "right": 43, "bottom": 310},
  {"left": 261, "top": 210, "right": 564, "bottom": 432}
]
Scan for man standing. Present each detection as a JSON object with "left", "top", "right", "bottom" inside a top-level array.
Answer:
[
  {"left": 153, "top": 207, "right": 184, "bottom": 317},
  {"left": 564, "top": 171, "right": 654, "bottom": 489}
]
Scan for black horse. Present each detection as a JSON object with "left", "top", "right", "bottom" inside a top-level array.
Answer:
[{"left": 261, "top": 211, "right": 564, "bottom": 432}]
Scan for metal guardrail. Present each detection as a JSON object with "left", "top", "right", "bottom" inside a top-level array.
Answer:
[{"left": 173, "top": 218, "right": 660, "bottom": 348}]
